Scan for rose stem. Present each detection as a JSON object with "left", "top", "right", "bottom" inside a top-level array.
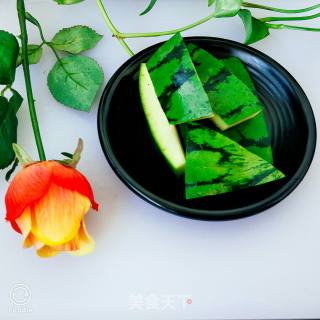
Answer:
[{"left": 17, "top": 0, "right": 46, "bottom": 161}]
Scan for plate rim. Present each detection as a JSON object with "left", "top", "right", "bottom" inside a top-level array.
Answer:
[{"left": 98, "top": 36, "right": 317, "bottom": 221}]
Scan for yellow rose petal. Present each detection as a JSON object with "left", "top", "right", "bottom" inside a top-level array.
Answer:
[
  {"left": 23, "top": 233, "right": 44, "bottom": 250},
  {"left": 31, "top": 184, "right": 91, "bottom": 246},
  {"left": 15, "top": 207, "right": 31, "bottom": 237},
  {"left": 37, "top": 246, "right": 59, "bottom": 258},
  {"left": 70, "top": 220, "right": 95, "bottom": 256},
  {"left": 54, "top": 238, "right": 80, "bottom": 252}
]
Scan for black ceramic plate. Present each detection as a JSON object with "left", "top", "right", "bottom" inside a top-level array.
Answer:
[{"left": 98, "top": 37, "right": 317, "bottom": 220}]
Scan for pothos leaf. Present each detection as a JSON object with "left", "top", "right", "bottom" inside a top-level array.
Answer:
[
  {"left": 140, "top": 0, "right": 158, "bottom": 16},
  {"left": 16, "top": 44, "right": 43, "bottom": 66},
  {"left": 0, "top": 30, "right": 19, "bottom": 85},
  {"left": 47, "top": 55, "right": 104, "bottom": 112},
  {"left": 54, "top": 0, "right": 84, "bottom": 4},
  {"left": 0, "top": 91, "right": 23, "bottom": 169},
  {"left": 215, "top": 0, "right": 243, "bottom": 17},
  {"left": 238, "top": 9, "right": 270, "bottom": 45},
  {"left": 208, "top": 0, "right": 215, "bottom": 7},
  {"left": 50, "top": 26, "right": 103, "bottom": 54}
]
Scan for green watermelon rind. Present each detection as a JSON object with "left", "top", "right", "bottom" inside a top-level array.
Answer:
[
  {"left": 188, "top": 44, "right": 263, "bottom": 130},
  {"left": 222, "top": 56, "right": 273, "bottom": 164},
  {"left": 147, "top": 33, "right": 214, "bottom": 125},
  {"left": 184, "top": 123, "right": 285, "bottom": 200}
]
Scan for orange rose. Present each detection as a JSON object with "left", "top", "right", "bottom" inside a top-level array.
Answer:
[{"left": 5, "top": 160, "right": 98, "bottom": 258}]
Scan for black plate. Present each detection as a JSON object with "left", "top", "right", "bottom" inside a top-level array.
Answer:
[{"left": 98, "top": 37, "right": 317, "bottom": 220}]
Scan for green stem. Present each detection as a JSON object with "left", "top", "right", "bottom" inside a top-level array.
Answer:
[
  {"left": 96, "top": 0, "right": 134, "bottom": 56},
  {"left": 119, "top": 12, "right": 216, "bottom": 38},
  {"left": 243, "top": 2, "right": 320, "bottom": 13},
  {"left": 17, "top": 0, "right": 46, "bottom": 161},
  {"left": 261, "top": 12, "right": 320, "bottom": 23},
  {"left": 268, "top": 23, "right": 320, "bottom": 32},
  {"left": 243, "top": 2, "right": 320, "bottom": 14}
]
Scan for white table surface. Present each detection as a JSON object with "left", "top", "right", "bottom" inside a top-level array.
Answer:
[{"left": 0, "top": 0, "right": 319, "bottom": 319}]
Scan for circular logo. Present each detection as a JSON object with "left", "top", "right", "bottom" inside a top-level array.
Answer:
[{"left": 10, "top": 284, "right": 31, "bottom": 305}]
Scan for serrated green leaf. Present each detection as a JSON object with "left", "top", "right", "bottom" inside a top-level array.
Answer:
[
  {"left": 16, "top": 44, "right": 43, "bottom": 66},
  {"left": 0, "top": 30, "right": 19, "bottom": 85},
  {"left": 140, "top": 0, "right": 158, "bottom": 15},
  {"left": 47, "top": 55, "right": 104, "bottom": 112},
  {"left": 208, "top": 0, "right": 215, "bottom": 7},
  {"left": 215, "top": 0, "right": 243, "bottom": 17},
  {"left": 0, "top": 94, "right": 21, "bottom": 169},
  {"left": 54, "top": 0, "right": 84, "bottom": 4},
  {"left": 238, "top": 9, "right": 270, "bottom": 44},
  {"left": 50, "top": 26, "right": 102, "bottom": 54}
]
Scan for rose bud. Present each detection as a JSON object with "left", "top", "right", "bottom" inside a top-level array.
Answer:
[{"left": 5, "top": 141, "right": 98, "bottom": 258}]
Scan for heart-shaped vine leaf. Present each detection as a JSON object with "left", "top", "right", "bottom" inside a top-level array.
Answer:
[
  {"left": 0, "top": 91, "right": 23, "bottom": 169},
  {"left": 208, "top": 0, "right": 215, "bottom": 7},
  {"left": 54, "top": 0, "right": 84, "bottom": 4},
  {"left": 0, "top": 30, "right": 19, "bottom": 85},
  {"left": 238, "top": 9, "right": 270, "bottom": 45},
  {"left": 47, "top": 55, "right": 104, "bottom": 112},
  {"left": 50, "top": 26, "right": 103, "bottom": 54},
  {"left": 16, "top": 44, "right": 43, "bottom": 66},
  {"left": 140, "top": 0, "right": 158, "bottom": 15},
  {"left": 215, "top": 0, "right": 243, "bottom": 17}
]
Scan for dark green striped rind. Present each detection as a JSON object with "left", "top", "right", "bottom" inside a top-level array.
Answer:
[
  {"left": 223, "top": 113, "right": 273, "bottom": 163},
  {"left": 222, "top": 57, "right": 273, "bottom": 163},
  {"left": 146, "top": 33, "right": 214, "bottom": 124},
  {"left": 188, "top": 44, "right": 263, "bottom": 130},
  {"left": 184, "top": 123, "right": 284, "bottom": 200},
  {"left": 222, "top": 57, "right": 255, "bottom": 90}
]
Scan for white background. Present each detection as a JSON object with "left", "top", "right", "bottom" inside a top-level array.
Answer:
[{"left": 0, "top": 0, "right": 319, "bottom": 319}]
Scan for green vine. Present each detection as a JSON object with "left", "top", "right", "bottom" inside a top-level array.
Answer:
[
  {"left": 242, "top": 2, "right": 320, "bottom": 14},
  {"left": 97, "top": 0, "right": 320, "bottom": 55}
]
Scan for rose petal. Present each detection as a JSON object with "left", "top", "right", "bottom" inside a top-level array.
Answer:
[
  {"left": 31, "top": 183, "right": 91, "bottom": 246},
  {"left": 15, "top": 207, "right": 31, "bottom": 237},
  {"left": 37, "top": 246, "right": 59, "bottom": 258},
  {"left": 15, "top": 208, "right": 44, "bottom": 249},
  {"left": 23, "top": 233, "right": 44, "bottom": 250},
  {"left": 70, "top": 220, "right": 95, "bottom": 256},
  {"left": 5, "top": 163, "right": 51, "bottom": 224},
  {"left": 10, "top": 220, "right": 22, "bottom": 234},
  {"left": 54, "top": 238, "right": 80, "bottom": 252},
  {"left": 49, "top": 162, "right": 99, "bottom": 211}
]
